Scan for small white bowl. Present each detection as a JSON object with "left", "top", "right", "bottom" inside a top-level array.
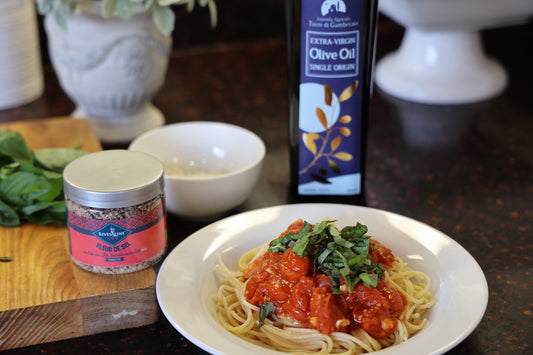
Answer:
[{"left": 129, "top": 121, "right": 265, "bottom": 220}]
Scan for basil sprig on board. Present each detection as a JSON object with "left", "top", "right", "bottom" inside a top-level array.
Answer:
[
  {"left": 268, "top": 220, "right": 384, "bottom": 293},
  {"left": 0, "top": 129, "right": 87, "bottom": 226}
]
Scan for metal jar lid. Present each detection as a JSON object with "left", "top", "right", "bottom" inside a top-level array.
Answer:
[{"left": 63, "top": 150, "right": 165, "bottom": 208}]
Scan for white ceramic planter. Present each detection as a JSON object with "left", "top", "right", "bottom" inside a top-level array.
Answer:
[{"left": 44, "top": 5, "right": 171, "bottom": 142}]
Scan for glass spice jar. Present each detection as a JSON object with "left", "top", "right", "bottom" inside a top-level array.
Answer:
[{"left": 63, "top": 150, "right": 166, "bottom": 274}]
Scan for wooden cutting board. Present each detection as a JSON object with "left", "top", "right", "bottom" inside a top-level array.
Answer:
[{"left": 0, "top": 118, "right": 158, "bottom": 351}]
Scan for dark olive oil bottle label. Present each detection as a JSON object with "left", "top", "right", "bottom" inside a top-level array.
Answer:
[{"left": 288, "top": 0, "right": 377, "bottom": 203}]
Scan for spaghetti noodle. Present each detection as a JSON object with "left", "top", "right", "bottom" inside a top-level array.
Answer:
[{"left": 214, "top": 219, "right": 435, "bottom": 354}]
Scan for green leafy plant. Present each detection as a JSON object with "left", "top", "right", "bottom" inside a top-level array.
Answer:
[
  {"left": 0, "top": 129, "right": 87, "bottom": 227},
  {"left": 300, "top": 81, "right": 359, "bottom": 184},
  {"left": 36, "top": 0, "right": 217, "bottom": 36}
]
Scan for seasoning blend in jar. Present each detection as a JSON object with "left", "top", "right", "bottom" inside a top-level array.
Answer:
[{"left": 63, "top": 150, "right": 166, "bottom": 274}]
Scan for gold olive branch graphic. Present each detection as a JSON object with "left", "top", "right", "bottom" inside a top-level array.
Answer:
[{"left": 299, "top": 81, "right": 359, "bottom": 183}]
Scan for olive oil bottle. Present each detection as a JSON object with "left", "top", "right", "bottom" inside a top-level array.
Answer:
[{"left": 287, "top": 0, "right": 378, "bottom": 205}]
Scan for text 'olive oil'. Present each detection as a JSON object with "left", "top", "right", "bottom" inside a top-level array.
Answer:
[{"left": 287, "top": 0, "right": 378, "bottom": 204}]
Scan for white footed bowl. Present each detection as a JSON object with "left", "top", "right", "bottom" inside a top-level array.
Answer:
[
  {"left": 129, "top": 121, "right": 265, "bottom": 220},
  {"left": 376, "top": 0, "right": 533, "bottom": 105}
]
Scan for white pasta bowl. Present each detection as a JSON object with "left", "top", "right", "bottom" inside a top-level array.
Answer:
[
  {"left": 156, "top": 204, "right": 489, "bottom": 354},
  {"left": 129, "top": 121, "right": 265, "bottom": 220}
]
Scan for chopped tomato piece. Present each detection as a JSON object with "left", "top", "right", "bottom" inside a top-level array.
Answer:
[
  {"left": 369, "top": 238, "right": 395, "bottom": 267},
  {"left": 309, "top": 286, "right": 348, "bottom": 334},
  {"left": 284, "top": 277, "right": 314, "bottom": 323},
  {"left": 351, "top": 283, "right": 398, "bottom": 339},
  {"left": 280, "top": 248, "right": 310, "bottom": 281},
  {"left": 377, "top": 279, "right": 407, "bottom": 317}
]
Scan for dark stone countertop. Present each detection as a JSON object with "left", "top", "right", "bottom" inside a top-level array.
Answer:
[{"left": 1, "top": 15, "right": 531, "bottom": 355}]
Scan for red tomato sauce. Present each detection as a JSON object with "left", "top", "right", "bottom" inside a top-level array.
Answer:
[{"left": 243, "top": 219, "right": 407, "bottom": 339}]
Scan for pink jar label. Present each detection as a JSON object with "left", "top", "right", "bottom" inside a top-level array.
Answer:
[{"left": 67, "top": 203, "right": 166, "bottom": 268}]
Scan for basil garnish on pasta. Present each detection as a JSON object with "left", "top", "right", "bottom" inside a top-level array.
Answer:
[
  {"left": 257, "top": 302, "right": 276, "bottom": 330},
  {"left": 268, "top": 220, "right": 384, "bottom": 292}
]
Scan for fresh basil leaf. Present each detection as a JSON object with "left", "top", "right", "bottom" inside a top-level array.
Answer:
[
  {"left": 332, "top": 231, "right": 354, "bottom": 249},
  {"left": 360, "top": 273, "right": 378, "bottom": 288},
  {"left": 342, "top": 223, "right": 368, "bottom": 240},
  {"left": 22, "top": 201, "right": 66, "bottom": 225},
  {"left": 309, "top": 219, "right": 333, "bottom": 236},
  {"left": 352, "top": 239, "right": 369, "bottom": 254},
  {"left": 316, "top": 244, "right": 334, "bottom": 265},
  {"left": 0, "top": 130, "right": 33, "bottom": 165},
  {"left": 291, "top": 234, "right": 310, "bottom": 256},
  {"left": 0, "top": 162, "right": 20, "bottom": 179},
  {"left": 0, "top": 171, "right": 62, "bottom": 206},
  {"left": 21, "top": 200, "right": 65, "bottom": 215},
  {"left": 267, "top": 244, "right": 286, "bottom": 254},
  {"left": 289, "top": 221, "right": 313, "bottom": 240},
  {"left": 348, "top": 252, "right": 366, "bottom": 268},
  {"left": 34, "top": 148, "right": 86, "bottom": 173},
  {"left": 17, "top": 163, "right": 44, "bottom": 174},
  {"left": 0, "top": 200, "right": 20, "bottom": 226},
  {"left": 268, "top": 221, "right": 312, "bottom": 253},
  {"left": 257, "top": 302, "right": 275, "bottom": 330}
]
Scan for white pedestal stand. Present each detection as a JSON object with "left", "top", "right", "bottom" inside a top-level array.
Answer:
[{"left": 375, "top": 29, "right": 508, "bottom": 105}]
